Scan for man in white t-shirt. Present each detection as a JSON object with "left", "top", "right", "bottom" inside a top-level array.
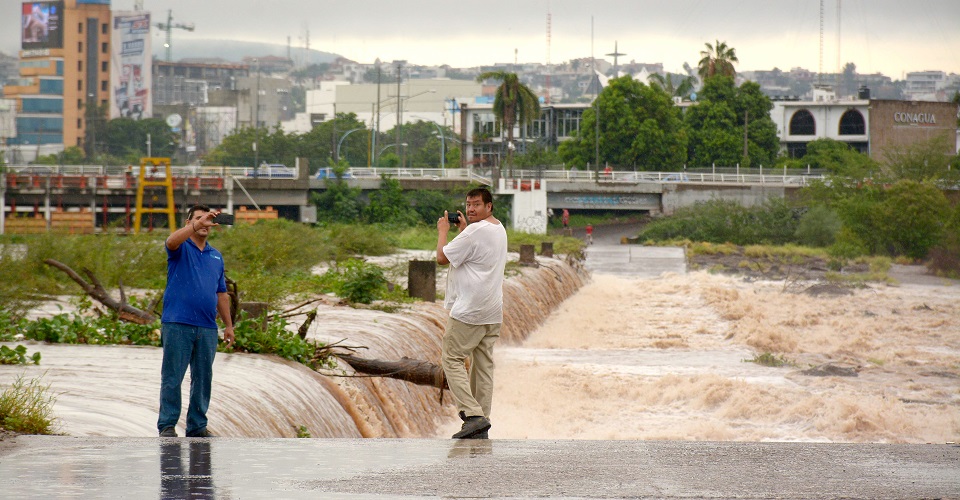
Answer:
[{"left": 436, "top": 187, "right": 508, "bottom": 439}]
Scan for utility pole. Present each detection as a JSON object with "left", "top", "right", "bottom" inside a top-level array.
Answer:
[
  {"left": 396, "top": 62, "right": 402, "bottom": 169},
  {"left": 374, "top": 60, "right": 381, "bottom": 166},
  {"left": 743, "top": 109, "right": 749, "bottom": 163}
]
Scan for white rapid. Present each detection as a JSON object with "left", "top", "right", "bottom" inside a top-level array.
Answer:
[
  {"left": 0, "top": 256, "right": 587, "bottom": 438},
  {"left": 487, "top": 270, "right": 960, "bottom": 443}
]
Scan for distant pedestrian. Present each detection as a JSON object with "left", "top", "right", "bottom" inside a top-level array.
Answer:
[
  {"left": 157, "top": 204, "right": 234, "bottom": 438},
  {"left": 562, "top": 209, "right": 570, "bottom": 228},
  {"left": 586, "top": 224, "right": 593, "bottom": 245}
]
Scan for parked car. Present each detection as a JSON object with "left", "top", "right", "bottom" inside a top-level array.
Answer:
[
  {"left": 249, "top": 164, "right": 296, "bottom": 178},
  {"left": 663, "top": 173, "right": 690, "bottom": 182}
]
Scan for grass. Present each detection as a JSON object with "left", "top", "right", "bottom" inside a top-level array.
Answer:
[
  {"left": 0, "top": 374, "right": 59, "bottom": 434},
  {"left": 744, "top": 352, "right": 793, "bottom": 367}
]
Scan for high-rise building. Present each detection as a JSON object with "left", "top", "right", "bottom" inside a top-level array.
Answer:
[{"left": 3, "top": 0, "right": 112, "bottom": 160}]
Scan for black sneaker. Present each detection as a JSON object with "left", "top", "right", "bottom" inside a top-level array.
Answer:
[
  {"left": 187, "top": 428, "right": 214, "bottom": 438},
  {"left": 159, "top": 426, "right": 177, "bottom": 437},
  {"left": 470, "top": 429, "right": 489, "bottom": 440},
  {"left": 452, "top": 416, "right": 491, "bottom": 439}
]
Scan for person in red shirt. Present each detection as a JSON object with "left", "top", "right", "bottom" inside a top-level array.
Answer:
[
  {"left": 561, "top": 209, "right": 570, "bottom": 228},
  {"left": 585, "top": 224, "right": 593, "bottom": 245}
]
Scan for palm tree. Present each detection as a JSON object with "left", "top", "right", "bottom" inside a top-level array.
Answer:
[
  {"left": 648, "top": 73, "right": 697, "bottom": 100},
  {"left": 697, "top": 40, "right": 739, "bottom": 80},
  {"left": 475, "top": 71, "right": 541, "bottom": 178}
]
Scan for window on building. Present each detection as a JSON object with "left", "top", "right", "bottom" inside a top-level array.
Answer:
[
  {"left": 789, "top": 110, "right": 815, "bottom": 135},
  {"left": 78, "top": 23, "right": 83, "bottom": 33},
  {"left": 78, "top": 118, "right": 82, "bottom": 129},
  {"left": 101, "top": 80, "right": 107, "bottom": 91},
  {"left": 78, "top": 42, "right": 83, "bottom": 52},
  {"left": 22, "top": 98, "right": 64, "bottom": 114},
  {"left": 472, "top": 113, "right": 498, "bottom": 139},
  {"left": 78, "top": 99, "right": 82, "bottom": 109},
  {"left": 101, "top": 61, "right": 108, "bottom": 73},
  {"left": 101, "top": 23, "right": 108, "bottom": 34},
  {"left": 77, "top": 80, "right": 82, "bottom": 90},
  {"left": 557, "top": 109, "right": 583, "bottom": 138},
  {"left": 39, "top": 79, "right": 64, "bottom": 95},
  {"left": 838, "top": 110, "right": 865, "bottom": 135},
  {"left": 78, "top": 60, "right": 82, "bottom": 71},
  {"left": 102, "top": 42, "right": 108, "bottom": 53}
]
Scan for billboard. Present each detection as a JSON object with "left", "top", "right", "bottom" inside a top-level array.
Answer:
[
  {"left": 21, "top": 1, "right": 64, "bottom": 50},
  {"left": 110, "top": 12, "right": 152, "bottom": 119}
]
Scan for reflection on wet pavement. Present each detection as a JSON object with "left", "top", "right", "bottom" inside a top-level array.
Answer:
[{"left": 160, "top": 440, "right": 215, "bottom": 499}]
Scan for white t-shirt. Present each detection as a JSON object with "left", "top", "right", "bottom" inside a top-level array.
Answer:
[{"left": 443, "top": 219, "right": 508, "bottom": 325}]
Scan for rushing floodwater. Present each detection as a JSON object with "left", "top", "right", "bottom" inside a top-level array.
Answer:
[
  {"left": 482, "top": 271, "right": 960, "bottom": 443},
  {"left": 2, "top": 246, "right": 958, "bottom": 444}
]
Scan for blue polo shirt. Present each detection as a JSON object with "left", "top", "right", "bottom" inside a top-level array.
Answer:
[{"left": 161, "top": 238, "right": 227, "bottom": 329}]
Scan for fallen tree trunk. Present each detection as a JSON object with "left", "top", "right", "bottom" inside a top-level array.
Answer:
[
  {"left": 43, "top": 259, "right": 158, "bottom": 325},
  {"left": 337, "top": 353, "right": 447, "bottom": 390}
]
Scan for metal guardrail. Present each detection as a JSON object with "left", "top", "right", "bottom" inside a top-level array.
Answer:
[{"left": 5, "top": 165, "right": 824, "bottom": 187}]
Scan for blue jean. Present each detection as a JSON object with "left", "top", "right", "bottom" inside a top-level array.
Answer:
[{"left": 158, "top": 322, "right": 218, "bottom": 436}]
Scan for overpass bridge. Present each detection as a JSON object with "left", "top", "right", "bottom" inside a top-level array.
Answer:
[{"left": 0, "top": 164, "right": 821, "bottom": 234}]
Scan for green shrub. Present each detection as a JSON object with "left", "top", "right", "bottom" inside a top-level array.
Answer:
[
  {"left": 0, "top": 344, "right": 41, "bottom": 365},
  {"left": 795, "top": 205, "right": 842, "bottom": 247},
  {"left": 638, "top": 198, "right": 800, "bottom": 246},
  {"left": 0, "top": 374, "right": 58, "bottom": 434},
  {"left": 325, "top": 259, "right": 389, "bottom": 304}
]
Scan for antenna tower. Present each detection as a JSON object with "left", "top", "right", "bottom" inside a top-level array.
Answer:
[
  {"left": 835, "top": 0, "right": 842, "bottom": 90},
  {"left": 818, "top": 0, "right": 824, "bottom": 85},
  {"left": 545, "top": 5, "right": 552, "bottom": 104}
]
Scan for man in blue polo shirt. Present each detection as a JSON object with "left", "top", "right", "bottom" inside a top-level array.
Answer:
[{"left": 158, "top": 204, "right": 234, "bottom": 438}]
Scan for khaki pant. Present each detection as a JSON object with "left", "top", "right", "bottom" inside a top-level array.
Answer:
[{"left": 441, "top": 317, "right": 500, "bottom": 418}]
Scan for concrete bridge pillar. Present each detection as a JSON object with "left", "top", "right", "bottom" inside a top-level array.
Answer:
[{"left": 498, "top": 177, "right": 547, "bottom": 234}]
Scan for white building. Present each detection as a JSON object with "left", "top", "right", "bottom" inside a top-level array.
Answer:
[
  {"left": 282, "top": 79, "right": 482, "bottom": 134},
  {"left": 770, "top": 96, "right": 870, "bottom": 158}
]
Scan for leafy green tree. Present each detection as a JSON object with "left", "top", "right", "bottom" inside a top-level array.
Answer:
[
  {"left": 797, "top": 139, "right": 878, "bottom": 177},
  {"left": 684, "top": 76, "right": 778, "bottom": 167},
  {"left": 872, "top": 180, "right": 950, "bottom": 258},
  {"left": 513, "top": 144, "right": 563, "bottom": 168},
  {"left": 104, "top": 117, "right": 177, "bottom": 162},
  {"left": 880, "top": 135, "right": 960, "bottom": 184},
  {"left": 301, "top": 113, "right": 369, "bottom": 170},
  {"left": 475, "top": 71, "right": 541, "bottom": 174},
  {"left": 559, "top": 76, "right": 687, "bottom": 169},
  {"left": 34, "top": 146, "right": 87, "bottom": 166},
  {"left": 697, "top": 40, "right": 739, "bottom": 80},
  {"left": 648, "top": 73, "right": 696, "bottom": 100},
  {"left": 365, "top": 176, "right": 419, "bottom": 226},
  {"left": 312, "top": 160, "right": 363, "bottom": 223},
  {"left": 409, "top": 189, "right": 462, "bottom": 225}
]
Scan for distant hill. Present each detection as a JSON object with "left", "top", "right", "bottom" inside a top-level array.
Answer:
[{"left": 168, "top": 39, "right": 340, "bottom": 65}]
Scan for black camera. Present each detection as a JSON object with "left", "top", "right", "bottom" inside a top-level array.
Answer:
[
  {"left": 447, "top": 213, "right": 461, "bottom": 224},
  {"left": 212, "top": 213, "right": 235, "bottom": 225}
]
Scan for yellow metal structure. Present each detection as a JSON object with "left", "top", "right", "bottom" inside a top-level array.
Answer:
[{"left": 133, "top": 157, "right": 177, "bottom": 233}]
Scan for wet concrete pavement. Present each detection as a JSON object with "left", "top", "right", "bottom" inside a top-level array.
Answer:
[{"left": 1, "top": 436, "right": 957, "bottom": 498}]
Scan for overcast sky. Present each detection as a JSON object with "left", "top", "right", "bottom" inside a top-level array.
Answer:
[{"left": 3, "top": 0, "right": 959, "bottom": 78}]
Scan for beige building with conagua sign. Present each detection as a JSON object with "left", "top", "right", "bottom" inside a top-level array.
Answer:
[{"left": 867, "top": 100, "right": 958, "bottom": 158}]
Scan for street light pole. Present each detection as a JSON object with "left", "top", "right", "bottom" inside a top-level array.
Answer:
[
  {"left": 337, "top": 127, "right": 365, "bottom": 165},
  {"left": 253, "top": 58, "right": 261, "bottom": 174}
]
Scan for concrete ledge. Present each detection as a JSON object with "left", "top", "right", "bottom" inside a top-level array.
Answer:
[{"left": 1, "top": 437, "right": 957, "bottom": 498}]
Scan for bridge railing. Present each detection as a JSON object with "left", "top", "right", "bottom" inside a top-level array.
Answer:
[{"left": 5, "top": 164, "right": 823, "bottom": 187}]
